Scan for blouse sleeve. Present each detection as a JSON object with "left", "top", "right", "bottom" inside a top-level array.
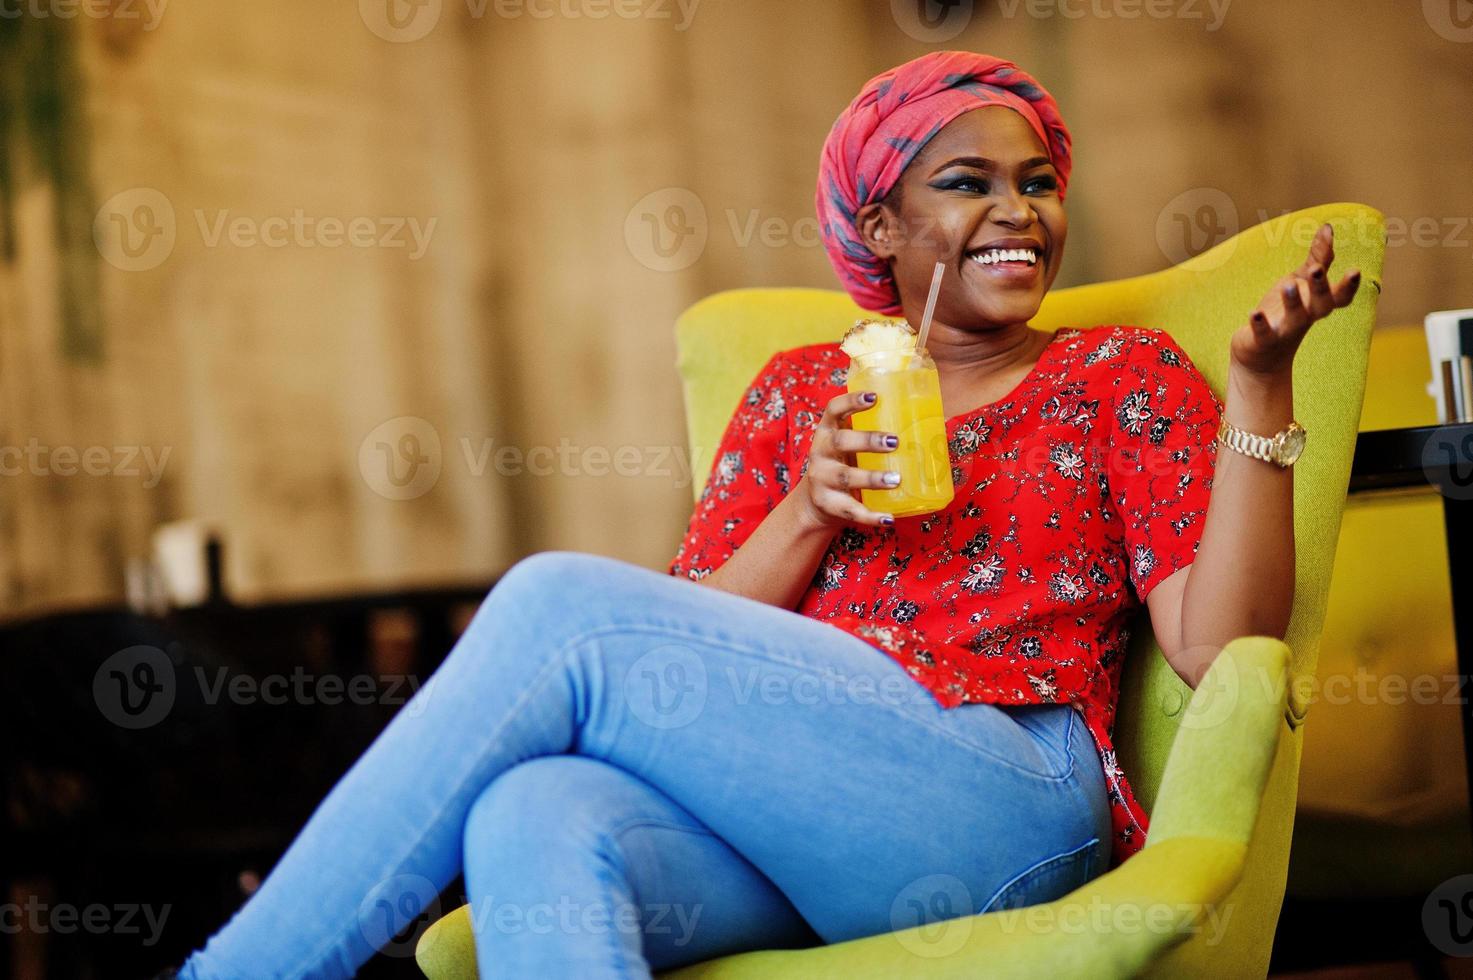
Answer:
[
  {"left": 667, "top": 351, "right": 796, "bottom": 580},
  {"left": 1105, "top": 328, "right": 1224, "bottom": 602}
]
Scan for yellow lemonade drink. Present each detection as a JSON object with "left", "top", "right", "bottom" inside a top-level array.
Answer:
[{"left": 841, "top": 321, "right": 955, "bottom": 518}]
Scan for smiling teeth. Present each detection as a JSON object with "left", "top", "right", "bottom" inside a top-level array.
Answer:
[{"left": 970, "top": 248, "right": 1038, "bottom": 265}]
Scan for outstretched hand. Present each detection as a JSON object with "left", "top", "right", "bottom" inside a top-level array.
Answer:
[{"left": 1230, "top": 222, "right": 1362, "bottom": 379}]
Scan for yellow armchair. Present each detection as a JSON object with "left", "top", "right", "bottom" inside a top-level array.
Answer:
[{"left": 417, "top": 203, "right": 1387, "bottom": 978}]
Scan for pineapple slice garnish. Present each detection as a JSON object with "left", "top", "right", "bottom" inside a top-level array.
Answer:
[{"left": 840, "top": 318, "right": 917, "bottom": 360}]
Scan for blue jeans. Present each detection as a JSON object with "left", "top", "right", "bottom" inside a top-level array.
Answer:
[{"left": 179, "top": 551, "right": 1110, "bottom": 978}]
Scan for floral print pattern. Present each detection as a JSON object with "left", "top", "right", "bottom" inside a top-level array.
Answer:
[{"left": 668, "top": 326, "right": 1223, "bottom": 869}]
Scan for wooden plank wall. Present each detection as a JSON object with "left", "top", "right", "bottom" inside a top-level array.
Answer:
[{"left": 1, "top": 0, "right": 1468, "bottom": 618}]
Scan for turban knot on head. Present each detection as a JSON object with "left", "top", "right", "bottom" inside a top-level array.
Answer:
[{"left": 815, "top": 50, "right": 1073, "bottom": 315}]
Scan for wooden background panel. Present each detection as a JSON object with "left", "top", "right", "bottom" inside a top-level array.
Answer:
[{"left": 0, "top": 1, "right": 1467, "bottom": 618}]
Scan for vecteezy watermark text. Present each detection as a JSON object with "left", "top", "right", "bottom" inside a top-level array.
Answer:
[
  {"left": 359, "top": 0, "right": 700, "bottom": 43},
  {"left": 0, "top": 438, "right": 170, "bottom": 488},
  {"left": 0, "top": 897, "right": 171, "bottom": 947},
  {"left": 358, "top": 416, "right": 699, "bottom": 501},
  {"left": 94, "top": 188, "right": 438, "bottom": 272},
  {"left": 993, "top": 0, "right": 1231, "bottom": 31},
  {"left": 0, "top": 0, "right": 168, "bottom": 29},
  {"left": 93, "top": 645, "right": 432, "bottom": 729}
]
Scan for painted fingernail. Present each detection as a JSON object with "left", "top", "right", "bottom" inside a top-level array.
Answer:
[
  {"left": 881, "top": 516, "right": 895, "bottom": 526},
  {"left": 1349, "top": 270, "right": 1362, "bottom": 283},
  {"left": 883, "top": 471, "right": 901, "bottom": 486},
  {"left": 1283, "top": 282, "right": 1298, "bottom": 297},
  {"left": 884, "top": 435, "right": 899, "bottom": 449},
  {"left": 861, "top": 391, "right": 877, "bottom": 404},
  {"left": 1252, "top": 311, "right": 1268, "bottom": 326},
  {"left": 1311, "top": 266, "right": 1325, "bottom": 281}
]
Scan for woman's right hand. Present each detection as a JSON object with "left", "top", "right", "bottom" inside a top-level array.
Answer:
[{"left": 798, "top": 390, "right": 900, "bottom": 530}]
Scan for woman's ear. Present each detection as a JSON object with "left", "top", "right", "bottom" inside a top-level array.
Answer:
[{"left": 856, "top": 201, "right": 901, "bottom": 262}]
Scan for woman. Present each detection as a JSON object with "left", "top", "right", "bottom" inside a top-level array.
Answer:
[{"left": 173, "top": 50, "right": 1359, "bottom": 978}]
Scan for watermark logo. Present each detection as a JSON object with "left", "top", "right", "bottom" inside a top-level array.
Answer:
[
  {"left": 624, "top": 644, "right": 708, "bottom": 729},
  {"left": 890, "top": 873, "right": 973, "bottom": 958},
  {"left": 0, "top": 0, "right": 169, "bottom": 31},
  {"left": 1424, "top": 0, "right": 1473, "bottom": 42},
  {"left": 1425, "top": 874, "right": 1473, "bottom": 955},
  {"left": 890, "top": 0, "right": 974, "bottom": 42},
  {"left": 1422, "top": 423, "right": 1473, "bottom": 502},
  {"left": 0, "top": 438, "right": 171, "bottom": 487},
  {"left": 359, "top": 873, "right": 442, "bottom": 957},
  {"left": 992, "top": 0, "right": 1231, "bottom": 31},
  {"left": 94, "top": 187, "right": 177, "bottom": 272},
  {"left": 95, "top": 188, "right": 437, "bottom": 269},
  {"left": 625, "top": 187, "right": 707, "bottom": 272},
  {"left": 360, "top": 419, "right": 701, "bottom": 499},
  {"left": 989, "top": 894, "right": 1234, "bottom": 943},
  {"left": 360, "top": 0, "right": 443, "bottom": 41},
  {"left": 0, "top": 896, "right": 171, "bottom": 946},
  {"left": 1155, "top": 187, "right": 1239, "bottom": 269},
  {"left": 94, "top": 645, "right": 177, "bottom": 730},
  {"left": 360, "top": 0, "right": 700, "bottom": 42},
  {"left": 1172, "top": 644, "right": 1238, "bottom": 731},
  {"left": 360, "top": 416, "right": 444, "bottom": 501},
  {"left": 93, "top": 645, "right": 431, "bottom": 729}
]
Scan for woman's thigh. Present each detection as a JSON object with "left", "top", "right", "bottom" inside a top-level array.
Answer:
[{"left": 479, "top": 551, "right": 1112, "bottom": 943}]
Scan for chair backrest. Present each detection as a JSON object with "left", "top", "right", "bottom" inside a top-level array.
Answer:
[{"left": 672, "top": 202, "right": 1386, "bottom": 975}]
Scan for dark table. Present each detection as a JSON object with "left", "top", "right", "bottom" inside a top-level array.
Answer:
[{"left": 1349, "top": 421, "right": 1473, "bottom": 846}]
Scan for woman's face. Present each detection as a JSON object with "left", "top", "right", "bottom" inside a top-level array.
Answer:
[{"left": 857, "top": 105, "right": 1068, "bottom": 330}]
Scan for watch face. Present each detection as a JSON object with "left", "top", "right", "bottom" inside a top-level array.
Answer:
[{"left": 1277, "top": 424, "right": 1307, "bottom": 465}]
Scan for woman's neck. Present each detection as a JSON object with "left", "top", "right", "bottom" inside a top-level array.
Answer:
[{"left": 922, "top": 321, "right": 1044, "bottom": 380}]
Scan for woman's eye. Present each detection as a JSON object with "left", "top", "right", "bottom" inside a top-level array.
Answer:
[
  {"left": 938, "top": 176, "right": 988, "bottom": 194},
  {"left": 934, "top": 174, "right": 1057, "bottom": 195}
]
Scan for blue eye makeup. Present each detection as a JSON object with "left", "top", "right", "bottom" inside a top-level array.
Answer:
[{"left": 929, "top": 172, "right": 1058, "bottom": 195}]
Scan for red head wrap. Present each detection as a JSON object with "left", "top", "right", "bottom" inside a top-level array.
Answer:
[{"left": 816, "top": 51, "right": 1073, "bottom": 314}]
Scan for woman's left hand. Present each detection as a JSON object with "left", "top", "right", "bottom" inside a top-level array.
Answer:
[{"left": 1230, "top": 222, "right": 1362, "bottom": 379}]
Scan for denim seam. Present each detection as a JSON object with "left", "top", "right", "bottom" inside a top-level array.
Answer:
[
  {"left": 589, "top": 855, "right": 643, "bottom": 979},
  {"left": 569, "top": 621, "right": 1073, "bottom": 785},
  {"left": 978, "top": 834, "right": 1099, "bottom": 915},
  {"left": 608, "top": 816, "right": 718, "bottom": 841}
]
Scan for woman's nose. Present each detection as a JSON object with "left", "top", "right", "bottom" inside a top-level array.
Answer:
[{"left": 990, "top": 189, "right": 1036, "bottom": 228}]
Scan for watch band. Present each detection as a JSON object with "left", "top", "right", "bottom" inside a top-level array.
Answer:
[
  {"left": 1217, "top": 419, "right": 1276, "bottom": 463},
  {"left": 1216, "top": 418, "right": 1304, "bottom": 468}
]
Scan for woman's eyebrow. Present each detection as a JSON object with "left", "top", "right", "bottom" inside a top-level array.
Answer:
[{"left": 930, "top": 155, "right": 1054, "bottom": 175}]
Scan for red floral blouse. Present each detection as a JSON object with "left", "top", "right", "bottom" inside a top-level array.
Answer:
[{"left": 667, "top": 325, "right": 1222, "bottom": 869}]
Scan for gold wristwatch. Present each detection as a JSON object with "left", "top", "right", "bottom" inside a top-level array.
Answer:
[{"left": 1216, "top": 418, "right": 1307, "bottom": 468}]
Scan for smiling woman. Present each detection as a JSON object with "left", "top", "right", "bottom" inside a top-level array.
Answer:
[
  {"left": 165, "top": 48, "right": 1359, "bottom": 980},
  {"left": 682, "top": 48, "right": 1358, "bottom": 875}
]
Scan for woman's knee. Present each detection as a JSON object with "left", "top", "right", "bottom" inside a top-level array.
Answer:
[
  {"left": 495, "top": 551, "right": 626, "bottom": 600},
  {"left": 464, "top": 756, "right": 686, "bottom": 859},
  {"left": 473, "top": 551, "right": 633, "bottom": 630}
]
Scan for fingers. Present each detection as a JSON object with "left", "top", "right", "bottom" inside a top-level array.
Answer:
[
  {"left": 811, "top": 390, "right": 905, "bottom": 528},
  {"left": 819, "top": 496, "right": 894, "bottom": 528},
  {"left": 831, "top": 426, "right": 898, "bottom": 456},
  {"left": 1249, "top": 307, "right": 1273, "bottom": 342},
  {"left": 809, "top": 453, "right": 901, "bottom": 490},
  {"left": 1280, "top": 278, "right": 1309, "bottom": 334},
  {"left": 823, "top": 390, "right": 880, "bottom": 426},
  {"left": 1296, "top": 222, "right": 1336, "bottom": 279},
  {"left": 806, "top": 463, "right": 897, "bottom": 527},
  {"left": 1331, "top": 268, "right": 1363, "bottom": 307},
  {"left": 1303, "top": 258, "right": 1334, "bottom": 314}
]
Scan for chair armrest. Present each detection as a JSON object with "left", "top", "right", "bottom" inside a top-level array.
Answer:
[
  {"left": 417, "top": 903, "right": 478, "bottom": 980},
  {"left": 658, "top": 835, "right": 1246, "bottom": 980}
]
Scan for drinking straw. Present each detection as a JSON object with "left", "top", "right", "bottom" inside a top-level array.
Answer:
[{"left": 915, "top": 260, "right": 945, "bottom": 353}]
